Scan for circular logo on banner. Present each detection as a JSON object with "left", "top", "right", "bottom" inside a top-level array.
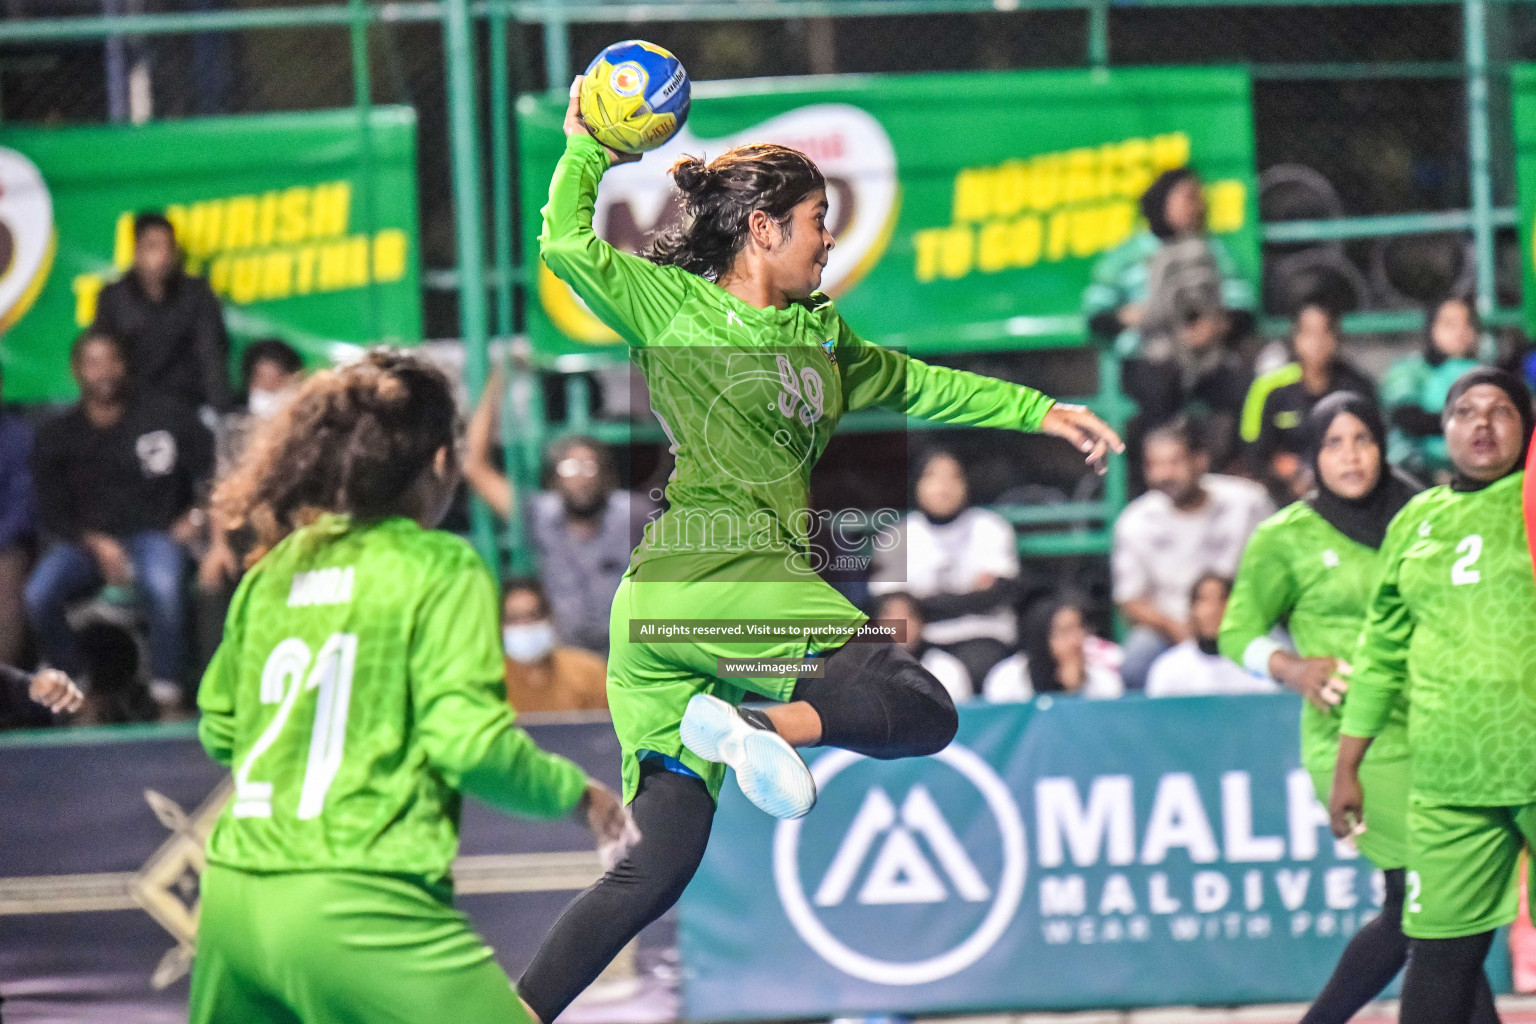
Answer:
[
  {"left": 0, "top": 147, "right": 55, "bottom": 332},
  {"left": 772, "top": 745, "right": 1027, "bottom": 986}
]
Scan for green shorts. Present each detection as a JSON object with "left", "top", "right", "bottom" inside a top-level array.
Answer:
[
  {"left": 1402, "top": 797, "right": 1536, "bottom": 939},
  {"left": 608, "top": 555, "right": 865, "bottom": 802},
  {"left": 1309, "top": 756, "right": 1410, "bottom": 870},
  {"left": 189, "top": 864, "right": 529, "bottom": 1024}
]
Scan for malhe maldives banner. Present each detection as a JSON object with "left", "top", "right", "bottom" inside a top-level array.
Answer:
[
  {"left": 679, "top": 696, "right": 1511, "bottom": 1019},
  {"left": 0, "top": 107, "right": 422, "bottom": 403},
  {"left": 518, "top": 66, "right": 1259, "bottom": 361}
]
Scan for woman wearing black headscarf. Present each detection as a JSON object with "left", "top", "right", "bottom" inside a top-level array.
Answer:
[
  {"left": 1332, "top": 367, "right": 1533, "bottom": 1024},
  {"left": 1219, "top": 392, "right": 1488, "bottom": 1024}
]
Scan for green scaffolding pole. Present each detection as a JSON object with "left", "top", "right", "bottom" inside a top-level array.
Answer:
[
  {"left": 442, "top": 0, "right": 499, "bottom": 570},
  {"left": 1464, "top": 0, "right": 1499, "bottom": 320},
  {"left": 349, "top": 0, "right": 382, "bottom": 342}
]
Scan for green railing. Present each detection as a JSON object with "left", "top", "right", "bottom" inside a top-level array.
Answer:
[{"left": 0, "top": 0, "right": 1527, "bottom": 572}]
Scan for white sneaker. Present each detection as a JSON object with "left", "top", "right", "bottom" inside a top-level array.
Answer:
[{"left": 680, "top": 694, "right": 817, "bottom": 820}]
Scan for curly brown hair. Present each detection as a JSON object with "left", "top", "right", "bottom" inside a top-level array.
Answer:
[
  {"left": 214, "top": 348, "right": 458, "bottom": 564},
  {"left": 645, "top": 143, "right": 826, "bottom": 282}
]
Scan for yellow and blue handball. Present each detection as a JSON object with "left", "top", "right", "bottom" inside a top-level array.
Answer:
[{"left": 579, "top": 40, "right": 690, "bottom": 155}]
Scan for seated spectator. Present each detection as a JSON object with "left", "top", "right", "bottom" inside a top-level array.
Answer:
[
  {"left": 0, "top": 363, "right": 35, "bottom": 668},
  {"left": 1243, "top": 300, "right": 1377, "bottom": 500},
  {"left": 1113, "top": 418, "right": 1272, "bottom": 689},
  {"left": 196, "top": 339, "right": 306, "bottom": 670},
  {"left": 25, "top": 331, "right": 213, "bottom": 705},
  {"left": 871, "top": 590, "right": 972, "bottom": 703},
  {"left": 1382, "top": 294, "right": 1484, "bottom": 482},
  {"left": 501, "top": 578, "right": 608, "bottom": 713},
  {"left": 869, "top": 450, "right": 1019, "bottom": 685},
  {"left": 1146, "top": 574, "right": 1279, "bottom": 697},
  {"left": 92, "top": 212, "right": 231, "bottom": 414},
  {"left": 465, "top": 366, "right": 651, "bottom": 655},
  {"left": 71, "top": 619, "right": 159, "bottom": 725},
  {"left": 983, "top": 594, "right": 1123, "bottom": 702},
  {"left": 1084, "top": 167, "right": 1257, "bottom": 475}
]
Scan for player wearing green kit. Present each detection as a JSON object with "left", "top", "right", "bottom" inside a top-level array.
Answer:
[
  {"left": 1333, "top": 368, "right": 1536, "bottom": 1024},
  {"left": 515, "top": 79, "right": 1124, "bottom": 1023},
  {"left": 1220, "top": 392, "right": 1462, "bottom": 1024},
  {"left": 187, "top": 351, "right": 636, "bottom": 1024}
]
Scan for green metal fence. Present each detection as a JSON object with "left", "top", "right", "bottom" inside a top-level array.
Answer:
[{"left": 0, "top": 0, "right": 1529, "bottom": 573}]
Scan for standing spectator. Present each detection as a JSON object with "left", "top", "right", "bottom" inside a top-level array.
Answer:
[
  {"left": 869, "top": 450, "right": 1020, "bottom": 685},
  {"left": 501, "top": 578, "right": 608, "bottom": 714},
  {"left": 92, "top": 211, "right": 231, "bottom": 413},
  {"left": 0, "top": 364, "right": 35, "bottom": 667},
  {"left": 195, "top": 339, "right": 306, "bottom": 671},
  {"left": 1382, "top": 295, "right": 1484, "bottom": 482},
  {"left": 25, "top": 331, "right": 213, "bottom": 703},
  {"left": 1084, "top": 169, "right": 1257, "bottom": 475},
  {"left": 1244, "top": 300, "right": 1378, "bottom": 499},
  {"left": 1113, "top": 418, "right": 1272, "bottom": 689},
  {"left": 870, "top": 590, "right": 972, "bottom": 703},
  {"left": 464, "top": 366, "right": 651, "bottom": 655},
  {"left": 1147, "top": 574, "right": 1278, "bottom": 696},
  {"left": 982, "top": 595, "right": 1123, "bottom": 702}
]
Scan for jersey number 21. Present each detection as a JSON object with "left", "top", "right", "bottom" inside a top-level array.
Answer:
[{"left": 232, "top": 633, "right": 359, "bottom": 820}]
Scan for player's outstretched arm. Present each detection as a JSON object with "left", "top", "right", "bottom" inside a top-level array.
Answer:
[
  {"left": 1038, "top": 403, "right": 1125, "bottom": 477},
  {"left": 538, "top": 77, "right": 687, "bottom": 348},
  {"left": 17, "top": 666, "right": 83, "bottom": 714},
  {"left": 836, "top": 319, "right": 1124, "bottom": 474}
]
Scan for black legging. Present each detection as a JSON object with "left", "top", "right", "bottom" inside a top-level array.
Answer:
[
  {"left": 518, "top": 641, "right": 955, "bottom": 1023},
  {"left": 1300, "top": 869, "right": 1499, "bottom": 1024},
  {"left": 1400, "top": 931, "right": 1503, "bottom": 1024}
]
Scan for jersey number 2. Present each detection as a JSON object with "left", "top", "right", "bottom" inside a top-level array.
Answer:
[
  {"left": 232, "top": 633, "right": 359, "bottom": 820},
  {"left": 1451, "top": 535, "right": 1483, "bottom": 586}
]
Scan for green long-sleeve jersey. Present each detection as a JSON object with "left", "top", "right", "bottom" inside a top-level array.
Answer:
[
  {"left": 199, "top": 516, "right": 588, "bottom": 883},
  {"left": 541, "top": 134, "right": 1056, "bottom": 578},
  {"left": 1219, "top": 501, "right": 1409, "bottom": 774},
  {"left": 1342, "top": 473, "right": 1536, "bottom": 806}
]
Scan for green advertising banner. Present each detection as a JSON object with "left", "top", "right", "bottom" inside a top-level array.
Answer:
[
  {"left": 681, "top": 696, "right": 1511, "bottom": 1019},
  {"left": 1514, "top": 64, "right": 1536, "bottom": 339},
  {"left": 0, "top": 107, "right": 422, "bottom": 402},
  {"left": 518, "top": 67, "right": 1259, "bottom": 362}
]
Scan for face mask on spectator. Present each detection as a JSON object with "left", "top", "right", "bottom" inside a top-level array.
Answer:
[
  {"left": 503, "top": 622, "right": 556, "bottom": 663},
  {"left": 248, "top": 387, "right": 297, "bottom": 420}
]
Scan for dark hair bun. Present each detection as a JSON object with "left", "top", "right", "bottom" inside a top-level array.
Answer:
[{"left": 671, "top": 155, "right": 710, "bottom": 195}]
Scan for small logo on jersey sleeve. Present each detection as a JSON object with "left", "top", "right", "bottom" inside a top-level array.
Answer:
[
  {"left": 1322, "top": 549, "right": 1340, "bottom": 568},
  {"left": 821, "top": 338, "right": 837, "bottom": 365}
]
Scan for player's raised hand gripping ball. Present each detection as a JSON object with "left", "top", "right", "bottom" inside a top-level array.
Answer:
[{"left": 577, "top": 40, "right": 690, "bottom": 155}]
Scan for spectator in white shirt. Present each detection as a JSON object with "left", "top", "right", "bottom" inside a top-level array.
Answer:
[
  {"left": 1113, "top": 418, "right": 1272, "bottom": 689},
  {"left": 1147, "top": 574, "right": 1278, "bottom": 697},
  {"left": 871, "top": 591, "right": 973, "bottom": 704},
  {"left": 984, "top": 595, "right": 1124, "bottom": 702},
  {"left": 870, "top": 451, "right": 1020, "bottom": 685}
]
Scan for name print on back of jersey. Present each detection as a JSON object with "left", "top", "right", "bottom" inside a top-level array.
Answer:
[{"left": 288, "top": 567, "right": 355, "bottom": 608}]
